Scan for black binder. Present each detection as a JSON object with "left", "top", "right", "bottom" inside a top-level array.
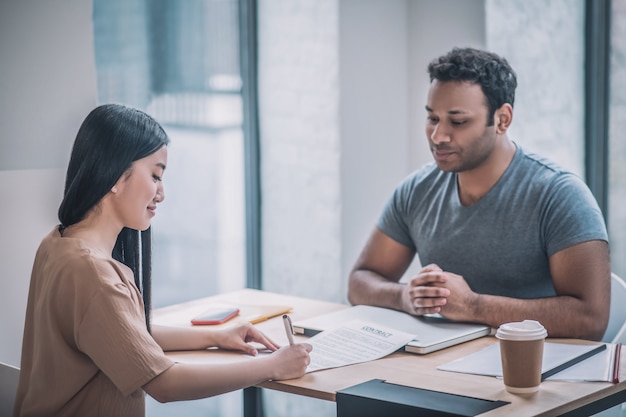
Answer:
[{"left": 336, "top": 379, "right": 509, "bottom": 417}]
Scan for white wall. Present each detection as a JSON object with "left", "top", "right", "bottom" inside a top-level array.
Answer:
[
  {"left": 0, "top": 0, "right": 97, "bottom": 367},
  {"left": 407, "top": 0, "right": 486, "bottom": 172},
  {"left": 486, "top": 0, "right": 585, "bottom": 176},
  {"left": 339, "top": 0, "right": 487, "bottom": 285},
  {"left": 257, "top": 0, "right": 343, "bottom": 304},
  {"left": 339, "top": 0, "right": 411, "bottom": 289},
  {"left": 0, "top": 170, "right": 66, "bottom": 366}
]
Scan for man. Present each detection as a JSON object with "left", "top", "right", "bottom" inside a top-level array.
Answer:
[{"left": 348, "top": 47, "right": 610, "bottom": 341}]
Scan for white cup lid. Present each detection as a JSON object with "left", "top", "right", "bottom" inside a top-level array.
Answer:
[{"left": 495, "top": 320, "right": 547, "bottom": 341}]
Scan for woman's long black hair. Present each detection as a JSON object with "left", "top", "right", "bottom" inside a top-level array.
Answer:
[{"left": 58, "top": 104, "right": 170, "bottom": 331}]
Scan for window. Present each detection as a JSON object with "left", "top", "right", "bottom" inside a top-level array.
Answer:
[
  {"left": 609, "top": 0, "right": 626, "bottom": 279},
  {"left": 94, "top": 0, "right": 247, "bottom": 415}
]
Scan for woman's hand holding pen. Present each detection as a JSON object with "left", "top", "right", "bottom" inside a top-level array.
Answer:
[
  {"left": 255, "top": 314, "right": 312, "bottom": 380},
  {"left": 213, "top": 319, "right": 312, "bottom": 380},
  {"left": 265, "top": 343, "right": 313, "bottom": 380}
]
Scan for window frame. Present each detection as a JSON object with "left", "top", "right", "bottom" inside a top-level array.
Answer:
[
  {"left": 585, "top": 0, "right": 611, "bottom": 221},
  {"left": 240, "top": 0, "right": 262, "bottom": 291}
]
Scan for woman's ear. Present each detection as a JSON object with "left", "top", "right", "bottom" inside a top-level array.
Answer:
[{"left": 495, "top": 103, "right": 513, "bottom": 134}]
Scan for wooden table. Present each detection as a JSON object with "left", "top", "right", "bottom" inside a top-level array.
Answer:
[{"left": 152, "top": 289, "right": 626, "bottom": 417}]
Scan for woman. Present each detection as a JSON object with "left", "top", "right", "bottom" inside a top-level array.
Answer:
[{"left": 13, "top": 104, "right": 311, "bottom": 417}]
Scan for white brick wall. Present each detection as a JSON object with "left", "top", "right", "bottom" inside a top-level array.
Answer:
[
  {"left": 486, "top": 0, "right": 585, "bottom": 177},
  {"left": 258, "top": 0, "right": 342, "bottom": 302}
]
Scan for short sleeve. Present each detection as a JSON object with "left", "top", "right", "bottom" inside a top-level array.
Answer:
[
  {"left": 541, "top": 173, "right": 608, "bottom": 256},
  {"left": 76, "top": 265, "right": 173, "bottom": 396},
  {"left": 377, "top": 174, "right": 420, "bottom": 250}
]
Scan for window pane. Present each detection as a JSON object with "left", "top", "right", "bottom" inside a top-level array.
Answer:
[
  {"left": 94, "top": 0, "right": 245, "bottom": 304},
  {"left": 93, "top": 0, "right": 246, "bottom": 415},
  {"left": 150, "top": 124, "right": 246, "bottom": 305}
]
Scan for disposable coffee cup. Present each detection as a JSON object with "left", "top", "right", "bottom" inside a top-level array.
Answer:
[{"left": 495, "top": 320, "right": 547, "bottom": 394}]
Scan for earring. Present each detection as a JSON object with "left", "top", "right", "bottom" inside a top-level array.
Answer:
[{"left": 111, "top": 186, "right": 118, "bottom": 193}]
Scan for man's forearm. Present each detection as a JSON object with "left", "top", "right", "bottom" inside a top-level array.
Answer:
[
  {"left": 348, "top": 270, "right": 406, "bottom": 312},
  {"left": 463, "top": 294, "right": 607, "bottom": 341}
]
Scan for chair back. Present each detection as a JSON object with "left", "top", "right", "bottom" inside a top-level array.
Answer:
[
  {"left": 0, "top": 362, "right": 19, "bottom": 417},
  {"left": 602, "top": 273, "right": 626, "bottom": 343}
]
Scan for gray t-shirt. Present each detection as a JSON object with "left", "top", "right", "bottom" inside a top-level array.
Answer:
[{"left": 377, "top": 145, "right": 608, "bottom": 299}]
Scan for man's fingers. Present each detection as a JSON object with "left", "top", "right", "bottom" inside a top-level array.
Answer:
[
  {"left": 409, "top": 271, "right": 448, "bottom": 287},
  {"left": 410, "top": 285, "right": 450, "bottom": 298},
  {"left": 420, "top": 263, "right": 443, "bottom": 273}
]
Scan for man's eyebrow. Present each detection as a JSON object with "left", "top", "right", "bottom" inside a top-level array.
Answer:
[{"left": 425, "top": 105, "right": 469, "bottom": 115}]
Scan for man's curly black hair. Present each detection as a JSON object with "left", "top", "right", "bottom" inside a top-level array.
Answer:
[{"left": 427, "top": 47, "right": 517, "bottom": 126}]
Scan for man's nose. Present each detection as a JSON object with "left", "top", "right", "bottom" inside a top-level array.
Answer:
[{"left": 430, "top": 123, "right": 451, "bottom": 145}]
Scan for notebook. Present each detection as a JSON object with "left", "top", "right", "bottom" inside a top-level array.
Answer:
[
  {"left": 437, "top": 341, "right": 609, "bottom": 381},
  {"left": 292, "top": 305, "right": 492, "bottom": 354}
]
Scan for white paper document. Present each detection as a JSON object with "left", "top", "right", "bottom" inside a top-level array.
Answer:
[{"left": 305, "top": 320, "right": 415, "bottom": 373}]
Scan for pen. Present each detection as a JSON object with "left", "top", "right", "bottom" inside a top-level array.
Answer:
[
  {"left": 282, "top": 314, "right": 295, "bottom": 345},
  {"left": 613, "top": 343, "right": 621, "bottom": 384}
]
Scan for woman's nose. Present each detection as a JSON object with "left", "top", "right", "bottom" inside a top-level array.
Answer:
[{"left": 155, "top": 186, "right": 165, "bottom": 203}]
